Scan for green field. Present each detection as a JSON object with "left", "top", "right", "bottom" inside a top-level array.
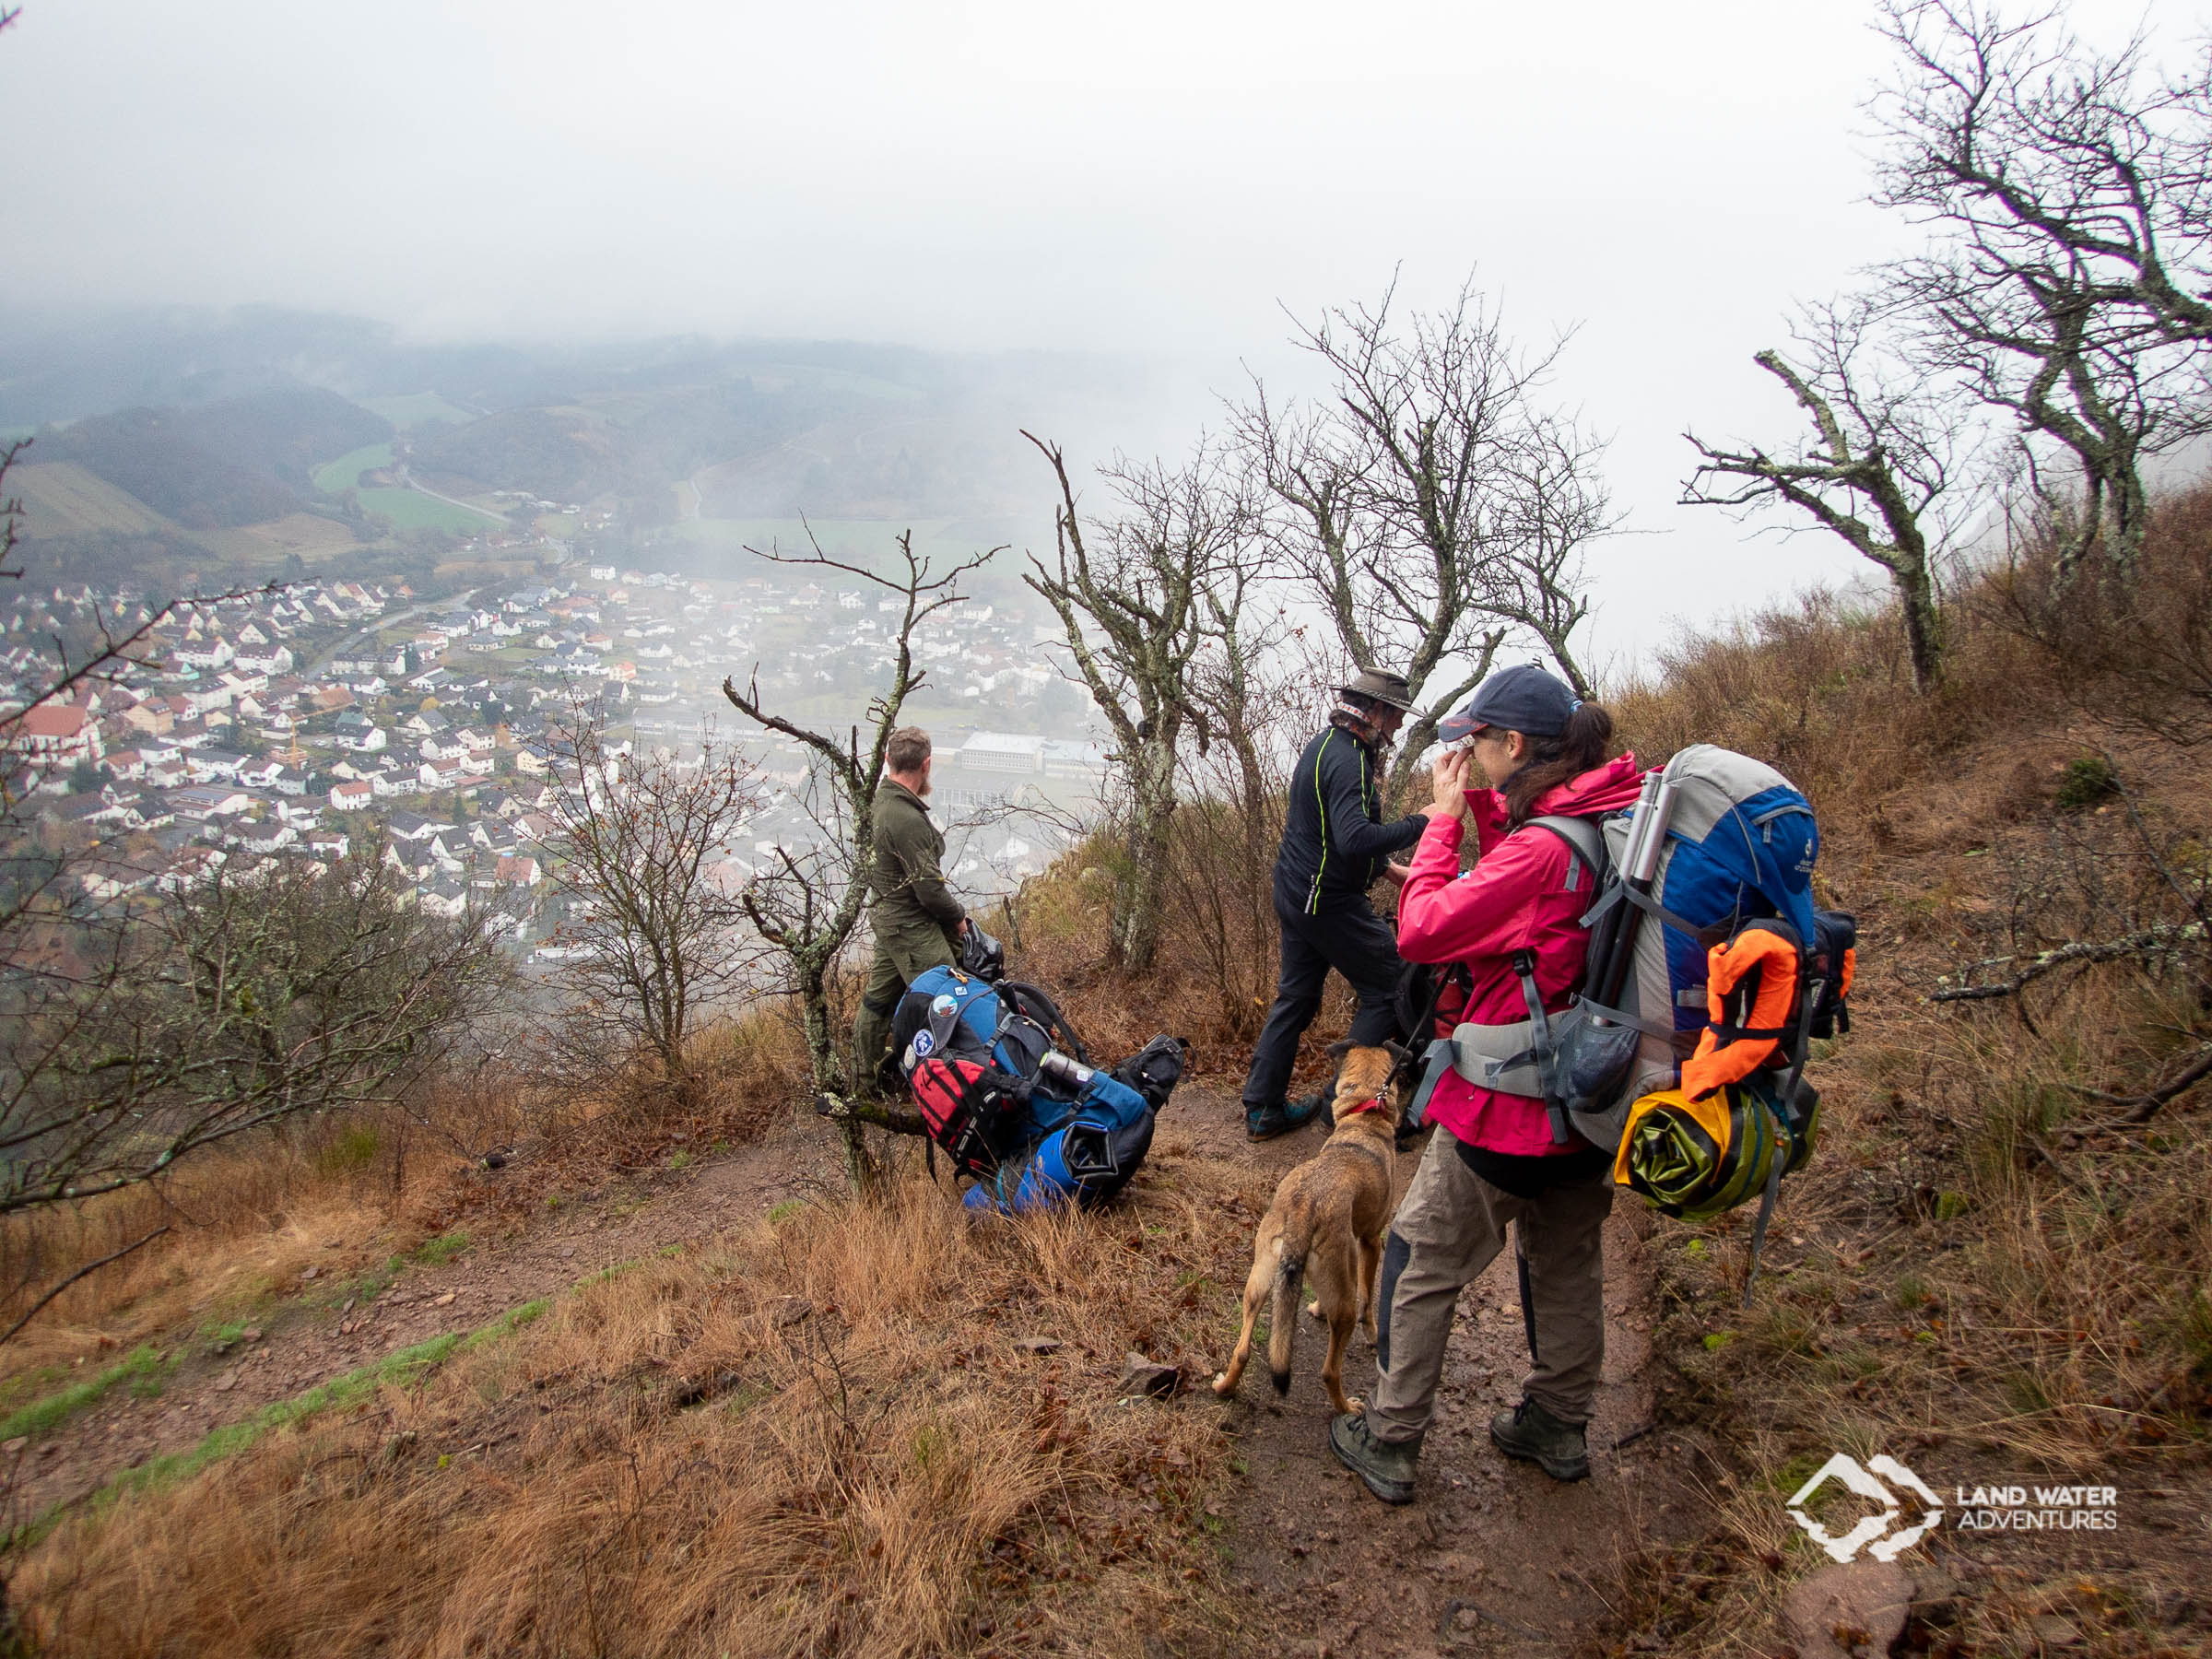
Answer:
[
  {"left": 355, "top": 487, "right": 497, "bottom": 533},
  {"left": 312, "top": 442, "right": 394, "bottom": 495},
  {"left": 357, "top": 393, "right": 477, "bottom": 429}
]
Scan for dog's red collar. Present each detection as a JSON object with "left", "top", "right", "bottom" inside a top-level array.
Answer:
[{"left": 1339, "top": 1094, "right": 1388, "bottom": 1118}]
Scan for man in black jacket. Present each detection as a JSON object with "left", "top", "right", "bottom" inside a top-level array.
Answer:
[{"left": 1241, "top": 667, "right": 1430, "bottom": 1140}]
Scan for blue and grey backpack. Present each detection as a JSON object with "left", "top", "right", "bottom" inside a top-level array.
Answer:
[
  {"left": 890, "top": 966, "right": 1183, "bottom": 1214},
  {"left": 1410, "top": 746, "right": 1858, "bottom": 1292}
]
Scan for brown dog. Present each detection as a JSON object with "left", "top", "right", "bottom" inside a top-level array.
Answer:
[{"left": 1212, "top": 1044, "right": 1403, "bottom": 1416}]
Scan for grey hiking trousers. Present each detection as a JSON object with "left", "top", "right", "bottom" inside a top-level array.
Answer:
[{"left": 1369, "top": 1124, "right": 1614, "bottom": 1446}]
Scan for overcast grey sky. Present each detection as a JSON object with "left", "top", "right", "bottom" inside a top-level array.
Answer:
[{"left": 2, "top": 0, "right": 2186, "bottom": 668}]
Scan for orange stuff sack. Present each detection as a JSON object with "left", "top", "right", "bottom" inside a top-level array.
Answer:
[{"left": 1677, "top": 923, "right": 1801, "bottom": 1101}]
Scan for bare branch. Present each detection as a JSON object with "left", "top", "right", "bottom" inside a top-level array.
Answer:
[
  {"left": 2067, "top": 1041, "right": 2212, "bottom": 1123},
  {"left": 0, "top": 1225, "right": 169, "bottom": 1346},
  {"left": 1930, "top": 921, "right": 2206, "bottom": 1002}
]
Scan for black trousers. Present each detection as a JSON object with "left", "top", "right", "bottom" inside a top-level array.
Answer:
[{"left": 1240, "top": 891, "right": 1406, "bottom": 1112}]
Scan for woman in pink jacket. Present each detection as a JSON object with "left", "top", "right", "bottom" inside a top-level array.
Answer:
[{"left": 1330, "top": 664, "right": 1644, "bottom": 1504}]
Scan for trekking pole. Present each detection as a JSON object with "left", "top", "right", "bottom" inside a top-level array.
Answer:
[
  {"left": 1387, "top": 970, "right": 1453, "bottom": 1096},
  {"left": 1514, "top": 1228, "right": 1539, "bottom": 1365},
  {"left": 1583, "top": 771, "right": 1660, "bottom": 1004},
  {"left": 1589, "top": 771, "right": 1677, "bottom": 1018}
]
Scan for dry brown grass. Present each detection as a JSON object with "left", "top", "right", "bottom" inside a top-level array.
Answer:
[
  {"left": 15, "top": 1154, "right": 1252, "bottom": 1659},
  {"left": 463, "top": 1000, "right": 813, "bottom": 1225},
  {"left": 0, "top": 1109, "right": 465, "bottom": 1394},
  {"left": 24, "top": 492, "right": 2212, "bottom": 1658},
  {"left": 0, "top": 1006, "right": 810, "bottom": 1396}
]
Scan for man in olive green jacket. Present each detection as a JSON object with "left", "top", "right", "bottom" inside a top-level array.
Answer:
[{"left": 853, "top": 725, "right": 968, "bottom": 1086}]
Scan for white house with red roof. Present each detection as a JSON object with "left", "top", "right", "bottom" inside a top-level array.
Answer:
[{"left": 10, "top": 702, "right": 102, "bottom": 763}]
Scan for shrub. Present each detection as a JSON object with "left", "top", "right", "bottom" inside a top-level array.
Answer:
[
  {"left": 311, "top": 1124, "right": 382, "bottom": 1179},
  {"left": 2054, "top": 754, "right": 2122, "bottom": 808}
]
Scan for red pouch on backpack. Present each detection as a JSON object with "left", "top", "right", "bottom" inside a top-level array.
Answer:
[{"left": 909, "top": 1055, "right": 1024, "bottom": 1182}]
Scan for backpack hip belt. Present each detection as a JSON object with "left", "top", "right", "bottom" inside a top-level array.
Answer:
[{"left": 1447, "top": 991, "right": 1686, "bottom": 1098}]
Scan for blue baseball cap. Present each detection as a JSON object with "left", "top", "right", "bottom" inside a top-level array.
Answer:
[{"left": 1436, "top": 664, "right": 1581, "bottom": 743}]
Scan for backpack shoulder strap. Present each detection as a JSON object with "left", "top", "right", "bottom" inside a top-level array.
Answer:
[{"left": 1524, "top": 815, "right": 1607, "bottom": 894}]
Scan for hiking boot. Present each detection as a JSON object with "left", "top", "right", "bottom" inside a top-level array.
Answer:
[
  {"left": 1330, "top": 1410, "right": 1419, "bottom": 1504},
  {"left": 1489, "top": 1397, "right": 1590, "bottom": 1482},
  {"left": 1246, "top": 1092, "right": 1328, "bottom": 1142}
]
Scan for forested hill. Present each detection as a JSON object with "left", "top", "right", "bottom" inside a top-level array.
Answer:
[
  {"left": 33, "top": 388, "right": 393, "bottom": 528},
  {"left": 0, "top": 307, "right": 1165, "bottom": 536}
]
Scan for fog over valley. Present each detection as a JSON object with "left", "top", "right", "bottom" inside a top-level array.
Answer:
[{"left": 0, "top": 0, "right": 2171, "bottom": 666}]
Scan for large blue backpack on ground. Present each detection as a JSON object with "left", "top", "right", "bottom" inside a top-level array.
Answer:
[{"left": 890, "top": 965, "right": 1178, "bottom": 1216}]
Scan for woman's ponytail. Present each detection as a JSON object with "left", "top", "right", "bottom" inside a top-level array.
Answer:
[{"left": 1501, "top": 700, "right": 1616, "bottom": 828}]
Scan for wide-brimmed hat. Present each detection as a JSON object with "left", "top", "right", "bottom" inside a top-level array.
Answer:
[{"left": 1336, "top": 666, "right": 1416, "bottom": 712}]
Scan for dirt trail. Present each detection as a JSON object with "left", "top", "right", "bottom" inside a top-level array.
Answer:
[
  {"left": 4, "top": 1119, "right": 847, "bottom": 1523},
  {"left": 9, "top": 1082, "right": 1699, "bottom": 1658},
  {"left": 1173, "top": 1090, "right": 1705, "bottom": 1659}
]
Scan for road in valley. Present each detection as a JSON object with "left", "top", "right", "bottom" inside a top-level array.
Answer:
[{"left": 394, "top": 465, "right": 512, "bottom": 526}]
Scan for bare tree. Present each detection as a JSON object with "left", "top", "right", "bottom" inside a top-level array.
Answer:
[
  {"left": 1487, "top": 414, "right": 1617, "bottom": 699},
  {"left": 1022, "top": 432, "right": 1256, "bottom": 972},
  {"left": 1171, "top": 582, "right": 1312, "bottom": 1034},
  {"left": 1231, "top": 277, "right": 1609, "bottom": 799},
  {"left": 536, "top": 702, "right": 765, "bottom": 1090},
  {"left": 1186, "top": 558, "right": 1294, "bottom": 815},
  {"left": 1894, "top": 243, "right": 2199, "bottom": 581},
  {"left": 722, "top": 528, "right": 994, "bottom": 1177},
  {"left": 0, "top": 853, "right": 508, "bottom": 1226},
  {"left": 1874, "top": 0, "right": 2212, "bottom": 346},
  {"left": 1872, "top": 0, "right": 2212, "bottom": 577},
  {"left": 1684, "top": 300, "right": 1973, "bottom": 693}
]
